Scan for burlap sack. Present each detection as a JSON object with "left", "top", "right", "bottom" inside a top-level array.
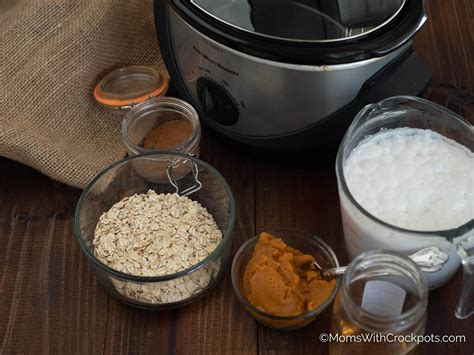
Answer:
[{"left": 1, "top": 0, "right": 167, "bottom": 188}]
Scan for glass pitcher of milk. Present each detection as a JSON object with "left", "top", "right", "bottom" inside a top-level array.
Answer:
[{"left": 336, "top": 96, "right": 473, "bottom": 319}]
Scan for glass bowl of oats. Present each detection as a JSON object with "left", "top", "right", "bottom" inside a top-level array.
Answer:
[{"left": 74, "top": 152, "right": 236, "bottom": 309}]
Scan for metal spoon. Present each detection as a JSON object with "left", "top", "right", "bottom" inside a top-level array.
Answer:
[{"left": 313, "top": 247, "right": 449, "bottom": 279}]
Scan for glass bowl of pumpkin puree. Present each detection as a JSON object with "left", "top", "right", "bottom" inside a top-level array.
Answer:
[{"left": 231, "top": 230, "right": 341, "bottom": 330}]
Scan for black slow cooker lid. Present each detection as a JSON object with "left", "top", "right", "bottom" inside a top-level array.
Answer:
[
  {"left": 190, "top": 0, "right": 405, "bottom": 43},
  {"left": 171, "top": 0, "right": 426, "bottom": 64}
]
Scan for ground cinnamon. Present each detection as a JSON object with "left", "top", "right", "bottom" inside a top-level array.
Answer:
[{"left": 142, "top": 120, "right": 193, "bottom": 150}]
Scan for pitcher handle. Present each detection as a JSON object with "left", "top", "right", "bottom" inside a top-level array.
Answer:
[{"left": 454, "top": 231, "right": 474, "bottom": 319}]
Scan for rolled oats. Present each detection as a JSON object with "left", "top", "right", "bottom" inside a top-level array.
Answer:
[{"left": 93, "top": 190, "right": 223, "bottom": 304}]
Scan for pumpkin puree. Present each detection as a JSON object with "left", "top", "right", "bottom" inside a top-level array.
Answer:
[{"left": 243, "top": 232, "right": 336, "bottom": 317}]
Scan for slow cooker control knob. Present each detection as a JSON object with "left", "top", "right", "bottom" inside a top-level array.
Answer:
[
  {"left": 201, "top": 86, "right": 216, "bottom": 115},
  {"left": 197, "top": 78, "right": 239, "bottom": 126}
]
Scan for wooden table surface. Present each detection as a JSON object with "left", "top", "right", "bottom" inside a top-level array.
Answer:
[{"left": 1, "top": 1, "right": 473, "bottom": 354}]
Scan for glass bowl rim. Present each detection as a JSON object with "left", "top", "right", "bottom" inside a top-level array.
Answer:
[
  {"left": 336, "top": 95, "right": 474, "bottom": 239},
  {"left": 231, "top": 229, "right": 341, "bottom": 322},
  {"left": 122, "top": 96, "right": 201, "bottom": 155},
  {"left": 74, "top": 151, "right": 236, "bottom": 282}
]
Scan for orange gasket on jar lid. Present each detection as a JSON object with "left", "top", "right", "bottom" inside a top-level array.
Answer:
[{"left": 93, "top": 69, "right": 170, "bottom": 108}]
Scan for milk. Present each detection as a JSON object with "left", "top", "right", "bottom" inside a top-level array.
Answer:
[{"left": 341, "top": 127, "right": 473, "bottom": 288}]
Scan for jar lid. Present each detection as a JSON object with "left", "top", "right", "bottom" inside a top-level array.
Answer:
[{"left": 93, "top": 66, "right": 169, "bottom": 111}]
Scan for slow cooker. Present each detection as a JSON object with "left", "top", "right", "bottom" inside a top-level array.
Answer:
[{"left": 154, "top": 0, "right": 431, "bottom": 152}]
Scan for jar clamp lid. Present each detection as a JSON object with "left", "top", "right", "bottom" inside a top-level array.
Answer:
[{"left": 93, "top": 66, "right": 169, "bottom": 112}]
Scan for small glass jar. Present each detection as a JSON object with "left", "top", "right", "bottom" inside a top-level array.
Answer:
[
  {"left": 122, "top": 97, "right": 201, "bottom": 157},
  {"left": 122, "top": 97, "right": 201, "bottom": 182},
  {"left": 330, "top": 250, "right": 428, "bottom": 355}
]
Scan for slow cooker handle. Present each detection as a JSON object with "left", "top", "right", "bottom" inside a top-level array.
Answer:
[{"left": 369, "top": 12, "right": 427, "bottom": 57}]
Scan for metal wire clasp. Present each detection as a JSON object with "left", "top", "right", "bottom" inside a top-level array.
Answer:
[{"left": 166, "top": 155, "right": 202, "bottom": 196}]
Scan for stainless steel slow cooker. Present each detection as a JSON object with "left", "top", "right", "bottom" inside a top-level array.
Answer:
[{"left": 154, "top": 0, "right": 431, "bottom": 152}]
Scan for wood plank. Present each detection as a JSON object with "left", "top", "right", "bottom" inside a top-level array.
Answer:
[
  {"left": 173, "top": 129, "right": 258, "bottom": 355},
  {"left": 0, "top": 158, "right": 108, "bottom": 354},
  {"left": 254, "top": 162, "right": 346, "bottom": 354},
  {"left": 414, "top": 0, "right": 474, "bottom": 93},
  {"left": 414, "top": 0, "right": 474, "bottom": 123},
  {"left": 101, "top": 84, "right": 180, "bottom": 355},
  {"left": 103, "top": 300, "right": 176, "bottom": 355}
]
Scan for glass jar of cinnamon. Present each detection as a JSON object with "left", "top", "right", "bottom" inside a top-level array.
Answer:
[
  {"left": 122, "top": 97, "right": 201, "bottom": 182},
  {"left": 122, "top": 97, "right": 200, "bottom": 157}
]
